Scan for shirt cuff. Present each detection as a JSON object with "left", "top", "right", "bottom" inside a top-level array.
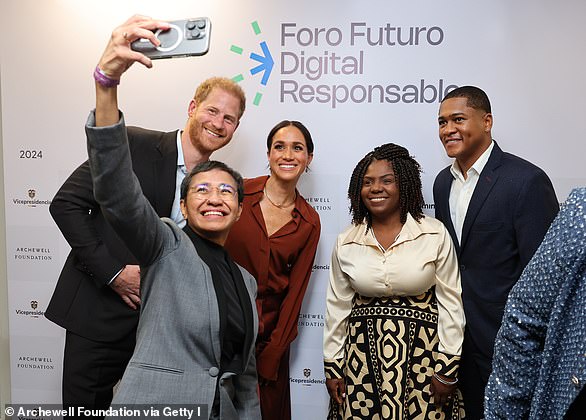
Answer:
[
  {"left": 324, "top": 358, "right": 345, "bottom": 380},
  {"left": 434, "top": 352, "right": 460, "bottom": 378},
  {"left": 108, "top": 267, "right": 124, "bottom": 285}
]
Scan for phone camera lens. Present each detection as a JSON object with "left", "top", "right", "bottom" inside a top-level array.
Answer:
[
  {"left": 186, "top": 29, "right": 202, "bottom": 39},
  {"left": 186, "top": 20, "right": 205, "bottom": 40}
]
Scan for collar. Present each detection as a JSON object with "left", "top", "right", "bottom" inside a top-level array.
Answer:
[
  {"left": 341, "top": 213, "right": 441, "bottom": 247},
  {"left": 450, "top": 140, "right": 494, "bottom": 181},
  {"left": 244, "top": 175, "right": 268, "bottom": 196},
  {"left": 182, "top": 223, "right": 224, "bottom": 251},
  {"left": 176, "top": 130, "right": 186, "bottom": 168}
]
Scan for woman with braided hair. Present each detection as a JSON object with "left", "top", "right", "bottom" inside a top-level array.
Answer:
[{"left": 323, "top": 143, "right": 466, "bottom": 419}]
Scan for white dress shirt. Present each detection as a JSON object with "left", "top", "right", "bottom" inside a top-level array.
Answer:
[
  {"left": 449, "top": 141, "right": 494, "bottom": 244},
  {"left": 170, "top": 131, "right": 187, "bottom": 228}
]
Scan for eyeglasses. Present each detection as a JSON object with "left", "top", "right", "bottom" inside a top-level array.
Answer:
[{"left": 190, "top": 183, "right": 237, "bottom": 199}]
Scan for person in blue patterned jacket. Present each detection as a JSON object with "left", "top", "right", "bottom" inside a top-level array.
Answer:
[{"left": 485, "top": 187, "right": 585, "bottom": 420}]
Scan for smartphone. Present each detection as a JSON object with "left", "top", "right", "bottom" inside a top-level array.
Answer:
[{"left": 131, "top": 18, "right": 211, "bottom": 59}]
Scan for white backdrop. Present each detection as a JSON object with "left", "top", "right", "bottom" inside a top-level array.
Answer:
[{"left": 1, "top": 0, "right": 585, "bottom": 418}]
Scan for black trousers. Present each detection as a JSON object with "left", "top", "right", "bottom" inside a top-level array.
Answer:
[
  {"left": 459, "top": 334, "right": 492, "bottom": 420},
  {"left": 62, "top": 330, "right": 135, "bottom": 416}
]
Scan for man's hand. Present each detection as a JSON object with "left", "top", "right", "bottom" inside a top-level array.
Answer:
[
  {"left": 110, "top": 264, "right": 141, "bottom": 310},
  {"left": 326, "top": 378, "right": 346, "bottom": 405},
  {"left": 97, "top": 15, "right": 170, "bottom": 80}
]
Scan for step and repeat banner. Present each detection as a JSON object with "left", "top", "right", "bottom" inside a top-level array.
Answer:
[{"left": 1, "top": 0, "right": 585, "bottom": 418}]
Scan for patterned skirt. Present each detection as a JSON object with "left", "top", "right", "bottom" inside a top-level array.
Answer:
[{"left": 328, "top": 289, "right": 465, "bottom": 420}]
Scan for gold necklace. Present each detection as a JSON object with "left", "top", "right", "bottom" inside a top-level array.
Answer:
[{"left": 263, "top": 186, "right": 296, "bottom": 209}]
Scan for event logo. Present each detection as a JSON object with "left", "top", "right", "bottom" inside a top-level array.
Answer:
[
  {"left": 312, "top": 263, "right": 330, "bottom": 272},
  {"left": 230, "top": 20, "right": 458, "bottom": 108},
  {"left": 16, "top": 354, "right": 55, "bottom": 370},
  {"left": 230, "top": 21, "right": 275, "bottom": 106},
  {"left": 15, "top": 299, "right": 45, "bottom": 318},
  {"left": 306, "top": 195, "right": 333, "bottom": 212},
  {"left": 14, "top": 246, "right": 53, "bottom": 262},
  {"left": 280, "top": 21, "right": 457, "bottom": 108},
  {"left": 298, "top": 312, "right": 325, "bottom": 328},
  {"left": 290, "top": 367, "right": 325, "bottom": 386},
  {"left": 13, "top": 188, "right": 52, "bottom": 207}
]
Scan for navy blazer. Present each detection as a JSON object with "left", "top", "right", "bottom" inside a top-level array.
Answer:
[
  {"left": 433, "top": 142, "right": 559, "bottom": 374},
  {"left": 46, "top": 126, "right": 178, "bottom": 342}
]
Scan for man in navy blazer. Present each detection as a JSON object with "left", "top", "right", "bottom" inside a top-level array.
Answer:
[
  {"left": 45, "top": 15, "right": 246, "bottom": 410},
  {"left": 433, "top": 86, "right": 559, "bottom": 419}
]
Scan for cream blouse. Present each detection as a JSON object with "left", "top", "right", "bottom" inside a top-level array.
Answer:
[{"left": 323, "top": 214, "right": 465, "bottom": 362}]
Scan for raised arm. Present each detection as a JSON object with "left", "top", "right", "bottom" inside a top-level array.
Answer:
[
  {"left": 87, "top": 16, "right": 178, "bottom": 266},
  {"left": 94, "top": 15, "right": 169, "bottom": 126}
]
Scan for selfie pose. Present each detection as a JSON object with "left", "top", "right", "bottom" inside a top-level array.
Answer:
[
  {"left": 84, "top": 16, "right": 260, "bottom": 419},
  {"left": 45, "top": 15, "right": 247, "bottom": 413}
]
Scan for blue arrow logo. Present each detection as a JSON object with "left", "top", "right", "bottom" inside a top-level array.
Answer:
[
  {"left": 250, "top": 41, "right": 274, "bottom": 86},
  {"left": 230, "top": 22, "right": 273, "bottom": 106}
]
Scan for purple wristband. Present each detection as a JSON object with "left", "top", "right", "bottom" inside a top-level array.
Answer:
[{"left": 93, "top": 66, "right": 120, "bottom": 88}]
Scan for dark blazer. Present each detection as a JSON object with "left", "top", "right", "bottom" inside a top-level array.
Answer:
[
  {"left": 86, "top": 113, "right": 260, "bottom": 418},
  {"left": 46, "top": 126, "right": 178, "bottom": 342},
  {"left": 433, "top": 141, "right": 559, "bottom": 376}
]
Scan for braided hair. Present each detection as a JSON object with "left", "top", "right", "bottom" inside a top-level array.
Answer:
[{"left": 348, "top": 143, "right": 424, "bottom": 229}]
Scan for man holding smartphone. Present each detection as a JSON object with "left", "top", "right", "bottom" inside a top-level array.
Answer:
[{"left": 45, "top": 15, "right": 246, "bottom": 413}]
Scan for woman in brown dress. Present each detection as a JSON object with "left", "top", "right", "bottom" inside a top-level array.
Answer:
[{"left": 224, "top": 120, "right": 321, "bottom": 420}]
